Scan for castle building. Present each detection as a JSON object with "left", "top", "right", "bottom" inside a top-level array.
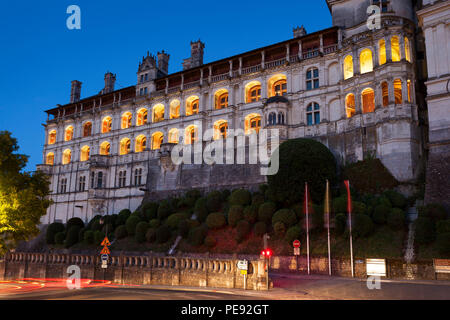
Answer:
[{"left": 38, "top": 0, "right": 444, "bottom": 223}]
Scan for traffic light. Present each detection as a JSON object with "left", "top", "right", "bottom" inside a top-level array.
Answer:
[{"left": 261, "top": 249, "right": 273, "bottom": 258}]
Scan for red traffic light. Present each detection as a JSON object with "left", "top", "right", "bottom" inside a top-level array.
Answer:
[{"left": 261, "top": 249, "right": 273, "bottom": 258}]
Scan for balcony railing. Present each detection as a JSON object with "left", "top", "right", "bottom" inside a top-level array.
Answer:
[
  {"left": 89, "top": 155, "right": 109, "bottom": 167},
  {"left": 211, "top": 73, "right": 228, "bottom": 83},
  {"left": 167, "top": 86, "right": 180, "bottom": 94},
  {"left": 303, "top": 49, "right": 320, "bottom": 59},
  {"left": 184, "top": 81, "right": 200, "bottom": 90},
  {"left": 241, "top": 65, "right": 261, "bottom": 75},
  {"left": 265, "top": 58, "right": 286, "bottom": 69},
  {"left": 323, "top": 44, "right": 337, "bottom": 54},
  {"left": 36, "top": 164, "right": 53, "bottom": 175}
]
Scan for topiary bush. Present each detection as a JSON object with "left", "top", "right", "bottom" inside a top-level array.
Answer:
[
  {"left": 206, "top": 213, "right": 226, "bottom": 229},
  {"left": 333, "top": 197, "right": 347, "bottom": 214},
  {"left": 285, "top": 226, "right": 302, "bottom": 244},
  {"left": 251, "top": 193, "right": 265, "bottom": 208},
  {"left": 272, "top": 209, "right": 297, "bottom": 228},
  {"left": 83, "top": 230, "right": 94, "bottom": 244},
  {"left": 46, "top": 222, "right": 65, "bottom": 244},
  {"left": 267, "top": 138, "right": 337, "bottom": 204},
  {"left": 78, "top": 228, "right": 86, "bottom": 245},
  {"left": 194, "top": 197, "right": 208, "bottom": 222},
  {"left": 146, "top": 228, "right": 157, "bottom": 243},
  {"left": 373, "top": 205, "right": 389, "bottom": 224},
  {"left": 415, "top": 217, "right": 435, "bottom": 245},
  {"left": 384, "top": 190, "right": 407, "bottom": 209},
  {"left": 114, "top": 225, "right": 127, "bottom": 240},
  {"left": 64, "top": 226, "right": 82, "bottom": 248},
  {"left": 229, "top": 189, "right": 251, "bottom": 206},
  {"left": 206, "top": 191, "right": 223, "bottom": 213},
  {"left": 377, "top": 196, "right": 392, "bottom": 209},
  {"left": 435, "top": 233, "right": 450, "bottom": 256},
  {"left": 335, "top": 213, "right": 347, "bottom": 235},
  {"left": 353, "top": 214, "right": 374, "bottom": 238},
  {"left": 273, "top": 221, "right": 286, "bottom": 237},
  {"left": 204, "top": 235, "right": 216, "bottom": 248},
  {"left": 149, "top": 218, "right": 160, "bottom": 229},
  {"left": 258, "top": 202, "right": 277, "bottom": 224},
  {"left": 135, "top": 228, "right": 147, "bottom": 243},
  {"left": 166, "top": 213, "right": 189, "bottom": 229},
  {"left": 387, "top": 208, "right": 405, "bottom": 230},
  {"left": 243, "top": 205, "right": 258, "bottom": 224},
  {"left": 157, "top": 200, "right": 172, "bottom": 220},
  {"left": 352, "top": 202, "right": 367, "bottom": 215},
  {"left": 221, "top": 189, "right": 231, "bottom": 202},
  {"left": 253, "top": 221, "right": 267, "bottom": 237},
  {"left": 178, "top": 219, "right": 191, "bottom": 238},
  {"left": 188, "top": 225, "right": 208, "bottom": 246},
  {"left": 93, "top": 230, "right": 105, "bottom": 245},
  {"left": 66, "top": 217, "right": 84, "bottom": 231},
  {"left": 156, "top": 225, "right": 171, "bottom": 243},
  {"left": 125, "top": 215, "right": 140, "bottom": 236},
  {"left": 228, "top": 205, "right": 244, "bottom": 227},
  {"left": 141, "top": 202, "right": 159, "bottom": 221},
  {"left": 116, "top": 209, "right": 131, "bottom": 226},
  {"left": 236, "top": 220, "right": 251, "bottom": 243},
  {"left": 135, "top": 221, "right": 150, "bottom": 235},
  {"left": 54, "top": 232, "right": 65, "bottom": 245}
]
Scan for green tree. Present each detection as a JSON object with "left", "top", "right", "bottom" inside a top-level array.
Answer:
[{"left": 0, "top": 131, "right": 51, "bottom": 255}]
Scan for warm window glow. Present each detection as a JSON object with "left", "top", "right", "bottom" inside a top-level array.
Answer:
[
  {"left": 170, "top": 100, "right": 180, "bottom": 119},
  {"left": 80, "top": 145, "right": 90, "bottom": 162},
  {"left": 100, "top": 141, "right": 110, "bottom": 155},
  {"left": 102, "top": 116, "right": 112, "bottom": 133},
  {"left": 361, "top": 88, "right": 375, "bottom": 113},
  {"left": 168, "top": 128, "right": 179, "bottom": 143},
  {"left": 136, "top": 108, "right": 148, "bottom": 126},
  {"left": 46, "top": 152, "right": 54, "bottom": 165},
  {"left": 344, "top": 55, "right": 354, "bottom": 80},
  {"left": 379, "top": 39, "right": 387, "bottom": 65},
  {"left": 268, "top": 74, "right": 287, "bottom": 97},
  {"left": 186, "top": 96, "right": 199, "bottom": 116},
  {"left": 345, "top": 94, "right": 355, "bottom": 118},
  {"left": 391, "top": 36, "right": 400, "bottom": 62},
  {"left": 213, "top": 120, "right": 228, "bottom": 140},
  {"left": 62, "top": 149, "right": 71, "bottom": 165},
  {"left": 121, "top": 112, "right": 132, "bottom": 129},
  {"left": 65, "top": 126, "right": 74, "bottom": 141},
  {"left": 151, "top": 132, "right": 163, "bottom": 150},
  {"left": 120, "top": 138, "right": 131, "bottom": 155},
  {"left": 407, "top": 80, "right": 412, "bottom": 102},
  {"left": 405, "top": 37, "right": 411, "bottom": 62},
  {"left": 152, "top": 104, "right": 165, "bottom": 122},
  {"left": 360, "top": 49, "right": 374, "bottom": 74},
  {"left": 48, "top": 130, "right": 56, "bottom": 145},
  {"left": 382, "top": 82, "right": 389, "bottom": 107},
  {"left": 245, "top": 113, "right": 262, "bottom": 134},
  {"left": 214, "top": 89, "right": 229, "bottom": 109},
  {"left": 185, "top": 125, "right": 198, "bottom": 145},
  {"left": 83, "top": 122, "right": 92, "bottom": 137},
  {"left": 394, "top": 79, "right": 402, "bottom": 104},
  {"left": 245, "top": 81, "right": 262, "bottom": 103},
  {"left": 135, "top": 135, "right": 147, "bottom": 152}
]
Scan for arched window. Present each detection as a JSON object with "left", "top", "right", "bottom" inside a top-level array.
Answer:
[
  {"left": 361, "top": 88, "right": 375, "bottom": 113},
  {"left": 268, "top": 74, "right": 287, "bottom": 97},
  {"left": 62, "top": 149, "right": 71, "bottom": 165},
  {"left": 277, "top": 112, "right": 285, "bottom": 125},
  {"left": 407, "top": 80, "right": 412, "bottom": 102},
  {"left": 245, "top": 81, "right": 262, "bottom": 103},
  {"left": 391, "top": 36, "right": 400, "bottom": 62},
  {"left": 102, "top": 116, "right": 112, "bottom": 133},
  {"left": 152, "top": 104, "right": 165, "bottom": 123},
  {"left": 382, "top": 81, "right": 389, "bottom": 107},
  {"left": 80, "top": 145, "right": 90, "bottom": 162},
  {"left": 344, "top": 55, "right": 354, "bottom": 80},
  {"left": 151, "top": 132, "right": 164, "bottom": 150},
  {"left": 268, "top": 112, "right": 277, "bottom": 126},
  {"left": 100, "top": 141, "right": 110, "bottom": 155},
  {"left": 185, "top": 125, "right": 198, "bottom": 145},
  {"left": 345, "top": 94, "right": 356, "bottom": 118},
  {"left": 168, "top": 128, "right": 179, "bottom": 143},
  {"left": 213, "top": 120, "right": 228, "bottom": 140},
  {"left": 394, "top": 79, "right": 402, "bottom": 104},
  {"left": 186, "top": 96, "right": 199, "bottom": 116},
  {"left": 121, "top": 112, "right": 132, "bottom": 129},
  {"left": 170, "top": 100, "right": 180, "bottom": 119},
  {"left": 360, "top": 49, "right": 374, "bottom": 74},
  {"left": 306, "top": 103, "right": 320, "bottom": 125},
  {"left": 245, "top": 114, "right": 261, "bottom": 134},
  {"left": 136, "top": 108, "right": 148, "bottom": 126},
  {"left": 405, "top": 37, "right": 411, "bottom": 62},
  {"left": 379, "top": 39, "right": 387, "bottom": 65},
  {"left": 215, "top": 89, "right": 229, "bottom": 109},
  {"left": 46, "top": 152, "right": 54, "bottom": 165},
  {"left": 135, "top": 135, "right": 147, "bottom": 153},
  {"left": 48, "top": 130, "right": 56, "bottom": 145},
  {"left": 65, "top": 126, "right": 74, "bottom": 141},
  {"left": 83, "top": 122, "right": 92, "bottom": 137},
  {"left": 119, "top": 138, "right": 131, "bottom": 155}
]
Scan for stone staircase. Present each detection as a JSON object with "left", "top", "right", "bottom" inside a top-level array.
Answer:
[
  {"left": 404, "top": 202, "right": 421, "bottom": 280},
  {"left": 167, "top": 213, "right": 198, "bottom": 255}
]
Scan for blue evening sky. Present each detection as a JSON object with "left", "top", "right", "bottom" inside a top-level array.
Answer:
[{"left": 0, "top": 0, "right": 331, "bottom": 172}]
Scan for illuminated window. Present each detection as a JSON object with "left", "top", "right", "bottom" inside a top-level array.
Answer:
[
  {"left": 379, "top": 39, "right": 387, "bottom": 65},
  {"left": 119, "top": 138, "right": 131, "bottom": 155},
  {"left": 136, "top": 108, "right": 148, "bottom": 126},
  {"left": 213, "top": 120, "right": 228, "bottom": 140},
  {"left": 394, "top": 79, "right": 402, "bottom": 104},
  {"left": 168, "top": 128, "right": 179, "bottom": 143},
  {"left": 245, "top": 113, "right": 261, "bottom": 134},
  {"left": 360, "top": 49, "right": 374, "bottom": 74},
  {"left": 215, "top": 89, "right": 229, "bottom": 109},
  {"left": 407, "top": 80, "right": 412, "bottom": 102},
  {"left": 65, "top": 126, "right": 74, "bottom": 141},
  {"left": 268, "top": 74, "right": 287, "bottom": 97},
  {"left": 46, "top": 152, "right": 54, "bottom": 165},
  {"left": 382, "top": 81, "right": 389, "bottom": 107},
  {"left": 306, "top": 103, "right": 320, "bottom": 125},
  {"left": 405, "top": 37, "right": 411, "bottom": 62},
  {"left": 391, "top": 36, "right": 400, "bottom": 62},
  {"left": 345, "top": 94, "right": 355, "bottom": 118},
  {"left": 151, "top": 132, "right": 163, "bottom": 150},
  {"left": 361, "top": 88, "right": 375, "bottom": 113},
  {"left": 80, "top": 145, "right": 90, "bottom": 162},
  {"left": 170, "top": 100, "right": 180, "bottom": 119},
  {"left": 152, "top": 104, "right": 165, "bottom": 123},
  {"left": 83, "top": 122, "right": 92, "bottom": 137},
  {"left": 48, "top": 130, "right": 57, "bottom": 145},
  {"left": 135, "top": 135, "right": 147, "bottom": 153},
  {"left": 306, "top": 68, "right": 319, "bottom": 90},
  {"left": 62, "top": 149, "right": 71, "bottom": 165},
  {"left": 100, "top": 141, "right": 110, "bottom": 155},
  {"left": 186, "top": 96, "right": 199, "bottom": 116},
  {"left": 185, "top": 125, "right": 198, "bottom": 145},
  {"left": 102, "top": 116, "right": 112, "bottom": 133},
  {"left": 121, "top": 112, "right": 132, "bottom": 129},
  {"left": 344, "top": 55, "right": 354, "bottom": 80},
  {"left": 246, "top": 82, "right": 262, "bottom": 103}
]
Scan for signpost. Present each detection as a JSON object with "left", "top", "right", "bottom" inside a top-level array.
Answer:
[
  {"left": 237, "top": 260, "right": 248, "bottom": 290},
  {"left": 293, "top": 240, "right": 300, "bottom": 271},
  {"left": 100, "top": 236, "right": 111, "bottom": 270}
]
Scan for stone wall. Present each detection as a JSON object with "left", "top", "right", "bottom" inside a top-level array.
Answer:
[{"left": 425, "top": 143, "right": 450, "bottom": 212}]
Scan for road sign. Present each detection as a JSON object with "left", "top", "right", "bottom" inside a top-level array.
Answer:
[
  {"left": 240, "top": 269, "right": 247, "bottom": 275},
  {"left": 101, "top": 254, "right": 109, "bottom": 262},
  {"left": 101, "top": 261, "right": 108, "bottom": 269},
  {"left": 101, "top": 237, "right": 111, "bottom": 246},
  {"left": 101, "top": 246, "right": 110, "bottom": 255},
  {"left": 293, "top": 240, "right": 301, "bottom": 248},
  {"left": 294, "top": 247, "right": 300, "bottom": 256},
  {"left": 237, "top": 260, "right": 248, "bottom": 270}
]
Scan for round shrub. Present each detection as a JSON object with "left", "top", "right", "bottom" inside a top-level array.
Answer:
[
  {"left": 258, "top": 202, "right": 277, "bottom": 224},
  {"left": 377, "top": 196, "right": 392, "bottom": 209},
  {"left": 93, "top": 230, "right": 105, "bottom": 245},
  {"left": 272, "top": 209, "right": 297, "bottom": 228},
  {"left": 415, "top": 217, "right": 435, "bottom": 245},
  {"left": 87, "top": 215, "right": 101, "bottom": 229},
  {"left": 285, "top": 226, "right": 302, "bottom": 244},
  {"left": 157, "top": 200, "right": 172, "bottom": 220},
  {"left": 267, "top": 138, "right": 337, "bottom": 204},
  {"left": 166, "top": 213, "right": 189, "bottom": 229},
  {"left": 135, "top": 221, "right": 150, "bottom": 235},
  {"left": 273, "top": 221, "right": 286, "bottom": 237},
  {"left": 185, "top": 189, "right": 201, "bottom": 201},
  {"left": 384, "top": 190, "right": 407, "bottom": 209},
  {"left": 178, "top": 219, "right": 191, "bottom": 238},
  {"left": 353, "top": 214, "right": 374, "bottom": 238},
  {"left": 54, "top": 232, "right": 65, "bottom": 245},
  {"left": 352, "top": 202, "right": 367, "bottom": 215},
  {"left": 114, "top": 225, "right": 127, "bottom": 239},
  {"left": 78, "top": 228, "right": 86, "bottom": 244},
  {"left": 90, "top": 219, "right": 102, "bottom": 232},
  {"left": 387, "top": 208, "right": 405, "bottom": 230},
  {"left": 194, "top": 197, "right": 208, "bottom": 222},
  {"left": 335, "top": 213, "right": 347, "bottom": 235},
  {"left": 206, "top": 191, "right": 223, "bottom": 213},
  {"left": 125, "top": 215, "right": 141, "bottom": 236},
  {"left": 228, "top": 205, "right": 244, "bottom": 227},
  {"left": 221, "top": 189, "right": 231, "bottom": 201},
  {"left": 135, "top": 228, "right": 147, "bottom": 243},
  {"left": 436, "top": 220, "right": 450, "bottom": 235},
  {"left": 251, "top": 193, "right": 265, "bottom": 208},
  {"left": 149, "top": 219, "right": 160, "bottom": 229},
  {"left": 253, "top": 221, "right": 267, "bottom": 237},
  {"left": 435, "top": 233, "right": 450, "bottom": 256},
  {"left": 156, "top": 225, "right": 171, "bottom": 243},
  {"left": 64, "top": 226, "right": 82, "bottom": 248},
  {"left": 146, "top": 228, "right": 157, "bottom": 243},
  {"left": 206, "top": 213, "right": 226, "bottom": 229},
  {"left": 101, "top": 223, "right": 113, "bottom": 237},
  {"left": 243, "top": 205, "right": 258, "bottom": 224},
  {"left": 116, "top": 209, "right": 131, "bottom": 226},
  {"left": 373, "top": 205, "right": 389, "bottom": 224},
  {"left": 188, "top": 225, "right": 208, "bottom": 246},
  {"left": 229, "top": 189, "right": 251, "bottom": 206},
  {"left": 46, "top": 222, "right": 65, "bottom": 244},
  {"left": 66, "top": 217, "right": 84, "bottom": 231},
  {"left": 83, "top": 230, "right": 94, "bottom": 244},
  {"left": 204, "top": 236, "right": 216, "bottom": 248},
  {"left": 142, "top": 202, "right": 159, "bottom": 221},
  {"left": 332, "top": 197, "right": 347, "bottom": 214}
]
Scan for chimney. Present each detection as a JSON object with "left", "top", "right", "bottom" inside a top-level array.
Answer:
[
  {"left": 157, "top": 50, "right": 170, "bottom": 74},
  {"left": 70, "top": 80, "right": 82, "bottom": 103},
  {"left": 103, "top": 72, "right": 116, "bottom": 94},
  {"left": 293, "top": 25, "right": 307, "bottom": 38},
  {"left": 183, "top": 40, "right": 205, "bottom": 70}
]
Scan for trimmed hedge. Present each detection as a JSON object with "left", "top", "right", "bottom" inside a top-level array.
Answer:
[
  {"left": 54, "top": 232, "right": 65, "bottom": 245},
  {"left": 93, "top": 230, "right": 105, "bottom": 245},
  {"left": 384, "top": 190, "right": 407, "bottom": 209},
  {"left": 228, "top": 205, "right": 244, "bottom": 227},
  {"left": 114, "top": 225, "right": 127, "bottom": 239},
  {"left": 285, "top": 226, "right": 302, "bottom": 244},
  {"left": 419, "top": 203, "right": 447, "bottom": 221},
  {"left": 258, "top": 202, "right": 277, "bottom": 224},
  {"left": 273, "top": 221, "right": 286, "bottom": 237},
  {"left": 166, "top": 213, "right": 189, "bottom": 229},
  {"left": 145, "top": 228, "right": 157, "bottom": 243},
  {"left": 64, "top": 226, "right": 82, "bottom": 248},
  {"left": 188, "top": 225, "right": 208, "bottom": 246},
  {"left": 125, "top": 216, "right": 141, "bottom": 236},
  {"left": 157, "top": 200, "right": 172, "bottom": 220},
  {"left": 415, "top": 217, "right": 435, "bottom": 245},
  {"left": 236, "top": 220, "right": 251, "bottom": 243},
  {"left": 353, "top": 214, "right": 374, "bottom": 238},
  {"left": 251, "top": 193, "right": 265, "bottom": 208},
  {"left": 206, "top": 191, "right": 223, "bottom": 213},
  {"left": 436, "top": 233, "right": 450, "bottom": 255},
  {"left": 243, "top": 205, "right": 258, "bottom": 224},
  {"left": 204, "top": 236, "right": 216, "bottom": 248},
  {"left": 206, "top": 213, "right": 226, "bottom": 229},
  {"left": 46, "top": 222, "right": 65, "bottom": 244},
  {"left": 436, "top": 220, "right": 450, "bottom": 235},
  {"left": 156, "top": 225, "right": 171, "bottom": 243},
  {"left": 178, "top": 219, "right": 191, "bottom": 238},
  {"left": 272, "top": 209, "right": 297, "bottom": 228},
  {"left": 149, "top": 219, "right": 161, "bottom": 229},
  {"left": 142, "top": 202, "right": 159, "bottom": 221},
  {"left": 194, "top": 197, "right": 208, "bottom": 222},
  {"left": 373, "top": 205, "right": 389, "bottom": 224},
  {"left": 335, "top": 213, "right": 347, "bottom": 235},
  {"left": 387, "top": 208, "right": 405, "bottom": 230},
  {"left": 229, "top": 189, "right": 251, "bottom": 206},
  {"left": 66, "top": 217, "right": 84, "bottom": 231},
  {"left": 83, "top": 230, "right": 94, "bottom": 244}
]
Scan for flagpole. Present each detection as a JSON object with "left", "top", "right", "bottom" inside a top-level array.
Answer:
[
  {"left": 305, "top": 182, "right": 310, "bottom": 275},
  {"left": 325, "top": 180, "right": 331, "bottom": 276},
  {"left": 345, "top": 180, "right": 354, "bottom": 278}
]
